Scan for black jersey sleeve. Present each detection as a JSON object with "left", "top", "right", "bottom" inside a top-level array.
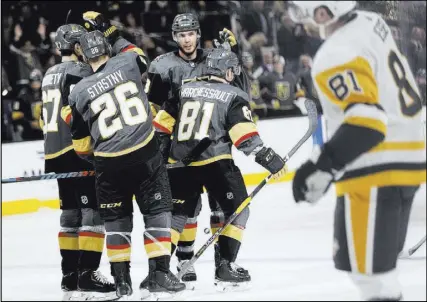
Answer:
[{"left": 226, "top": 95, "right": 264, "bottom": 155}]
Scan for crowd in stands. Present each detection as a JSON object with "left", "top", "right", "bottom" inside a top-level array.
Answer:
[{"left": 1, "top": 0, "right": 426, "bottom": 142}]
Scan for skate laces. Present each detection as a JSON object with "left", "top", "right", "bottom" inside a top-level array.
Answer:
[
  {"left": 166, "top": 272, "right": 180, "bottom": 285},
  {"left": 93, "top": 271, "right": 111, "bottom": 284},
  {"left": 230, "top": 262, "right": 244, "bottom": 272}
]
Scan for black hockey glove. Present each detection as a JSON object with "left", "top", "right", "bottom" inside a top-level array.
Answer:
[
  {"left": 255, "top": 147, "right": 287, "bottom": 180},
  {"left": 292, "top": 147, "right": 335, "bottom": 204},
  {"left": 82, "top": 11, "right": 119, "bottom": 45}
]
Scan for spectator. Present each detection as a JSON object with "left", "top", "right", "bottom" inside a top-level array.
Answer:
[
  {"left": 253, "top": 46, "right": 274, "bottom": 79},
  {"left": 259, "top": 55, "right": 303, "bottom": 116},
  {"left": 145, "top": 1, "right": 177, "bottom": 36},
  {"left": 247, "top": 33, "right": 268, "bottom": 66},
  {"left": 242, "top": 51, "right": 267, "bottom": 119},
  {"left": 277, "top": 13, "right": 305, "bottom": 74},
  {"left": 241, "top": 1, "right": 270, "bottom": 43},
  {"left": 406, "top": 26, "right": 426, "bottom": 74},
  {"left": 2, "top": 64, "right": 14, "bottom": 142},
  {"left": 296, "top": 54, "right": 322, "bottom": 114},
  {"left": 123, "top": 12, "right": 156, "bottom": 58},
  {"left": 11, "top": 68, "right": 43, "bottom": 141}
]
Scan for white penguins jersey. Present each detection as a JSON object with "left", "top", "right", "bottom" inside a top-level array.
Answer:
[{"left": 311, "top": 10, "right": 426, "bottom": 194}]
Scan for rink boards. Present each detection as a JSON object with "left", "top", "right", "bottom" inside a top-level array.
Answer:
[{"left": 2, "top": 109, "right": 426, "bottom": 216}]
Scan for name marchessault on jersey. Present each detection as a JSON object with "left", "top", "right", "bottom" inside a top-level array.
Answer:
[{"left": 180, "top": 87, "right": 235, "bottom": 103}]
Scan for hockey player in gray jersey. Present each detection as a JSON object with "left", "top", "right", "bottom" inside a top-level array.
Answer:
[
  {"left": 41, "top": 24, "right": 116, "bottom": 301},
  {"left": 149, "top": 13, "right": 251, "bottom": 284},
  {"left": 68, "top": 30, "right": 185, "bottom": 300},
  {"left": 164, "top": 48, "right": 287, "bottom": 290}
]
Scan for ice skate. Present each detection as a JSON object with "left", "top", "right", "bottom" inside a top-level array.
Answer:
[
  {"left": 176, "top": 260, "right": 196, "bottom": 290},
  {"left": 61, "top": 272, "right": 78, "bottom": 301},
  {"left": 140, "top": 271, "right": 186, "bottom": 301},
  {"left": 214, "top": 260, "right": 251, "bottom": 292},
  {"left": 112, "top": 266, "right": 133, "bottom": 301},
  {"left": 75, "top": 269, "right": 118, "bottom": 301}
]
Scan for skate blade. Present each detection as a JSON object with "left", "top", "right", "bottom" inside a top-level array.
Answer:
[
  {"left": 140, "top": 288, "right": 189, "bottom": 301},
  {"left": 182, "top": 281, "right": 196, "bottom": 291},
  {"left": 116, "top": 293, "right": 137, "bottom": 301},
  {"left": 62, "top": 291, "right": 76, "bottom": 301},
  {"left": 70, "top": 291, "right": 119, "bottom": 301},
  {"left": 214, "top": 280, "right": 252, "bottom": 293}
]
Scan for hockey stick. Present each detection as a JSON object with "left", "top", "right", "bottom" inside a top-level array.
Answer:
[
  {"left": 399, "top": 235, "right": 426, "bottom": 258},
  {"left": 177, "top": 99, "right": 318, "bottom": 279},
  {"left": 1, "top": 138, "right": 212, "bottom": 184}
]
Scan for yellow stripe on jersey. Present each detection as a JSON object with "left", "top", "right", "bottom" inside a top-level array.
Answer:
[
  {"left": 168, "top": 154, "right": 233, "bottom": 166},
  {"left": 346, "top": 187, "right": 371, "bottom": 274},
  {"left": 153, "top": 110, "right": 176, "bottom": 134},
  {"left": 369, "top": 141, "right": 426, "bottom": 152},
  {"left": 315, "top": 56, "right": 378, "bottom": 109},
  {"left": 229, "top": 122, "right": 258, "bottom": 147},
  {"left": 44, "top": 145, "right": 74, "bottom": 160},
  {"left": 344, "top": 116, "right": 387, "bottom": 135},
  {"left": 94, "top": 130, "right": 154, "bottom": 157},
  {"left": 39, "top": 117, "right": 44, "bottom": 130},
  {"left": 60, "top": 105, "right": 72, "bottom": 125},
  {"left": 336, "top": 169, "right": 426, "bottom": 197},
  {"left": 149, "top": 102, "right": 160, "bottom": 118},
  {"left": 72, "top": 136, "right": 93, "bottom": 154}
]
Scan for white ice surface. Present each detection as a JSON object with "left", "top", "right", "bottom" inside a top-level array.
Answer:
[{"left": 2, "top": 183, "right": 426, "bottom": 301}]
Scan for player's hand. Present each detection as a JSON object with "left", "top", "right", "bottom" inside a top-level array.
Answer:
[
  {"left": 219, "top": 28, "right": 237, "bottom": 47},
  {"left": 292, "top": 148, "right": 334, "bottom": 204},
  {"left": 82, "top": 11, "right": 118, "bottom": 44},
  {"left": 255, "top": 147, "right": 286, "bottom": 180}
]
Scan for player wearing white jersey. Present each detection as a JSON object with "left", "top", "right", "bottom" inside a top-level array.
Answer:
[{"left": 289, "top": 1, "right": 426, "bottom": 301}]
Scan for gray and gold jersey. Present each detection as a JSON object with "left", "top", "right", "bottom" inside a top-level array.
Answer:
[
  {"left": 147, "top": 48, "right": 251, "bottom": 107},
  {"left": 42, "top": 61, "right": 92, "bottom": 159},
  {"left": 147, "top": 49, "right": 212, "bottom": 107},
  {"left": 169, "top": 77, "right": 263, "bottom": 166},
  {"left": 69, "top": 51, "right": 154, "bottom": 159}
]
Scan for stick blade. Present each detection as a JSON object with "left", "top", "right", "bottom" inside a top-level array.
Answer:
[{"left": 304, "top": 99, "right": 318, "bottom": 132}]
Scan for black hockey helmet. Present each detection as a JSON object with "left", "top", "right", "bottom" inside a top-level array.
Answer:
[
  {"left": 55, "top": 24, "right": 87, "bottom": 51},
  {"left": 171, "top": 13, "right": 201, "bottom": 42},
  {"left": 79, "top": 30, "right": 112, "bottom": 61},
  {"left": 205, "top": 48, "right": 241, "bottom": 78}
]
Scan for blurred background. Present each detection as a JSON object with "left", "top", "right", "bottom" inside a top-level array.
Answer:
[{"left": 1, "top": 0, "right": 426, "bottom": 143}]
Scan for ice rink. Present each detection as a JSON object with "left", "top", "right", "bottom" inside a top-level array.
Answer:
[{"left": 2, "top": 182, "right": 426, "bottom": 301}]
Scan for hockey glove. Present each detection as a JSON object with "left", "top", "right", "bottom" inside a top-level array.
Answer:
[
  {"left": 219, "top": 28, "right": 239, "bottom": 54},
  {"left": 255, "top": 147, "right": 287, "bottom": 180},
  {"left": 292, "top": 146, "right": 335, "bottom": 204},
  {"left": 82, "top": 11, "right": 119, "bottom": 45}
]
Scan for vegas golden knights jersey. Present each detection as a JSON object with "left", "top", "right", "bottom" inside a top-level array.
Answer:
[
  {"left": 42, "top": 61, "right": 93, "bottom": 173},
  {"left": 166, "top": 77, "right": 263, "bottom": 166},
  {"left": 69, "top": 52, "right": 154, "bottom": 160}
]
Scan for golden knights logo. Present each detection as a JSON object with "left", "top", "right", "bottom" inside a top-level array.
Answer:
[{"left": 275, "top": 81, "right": 290, "bottom": 101}]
